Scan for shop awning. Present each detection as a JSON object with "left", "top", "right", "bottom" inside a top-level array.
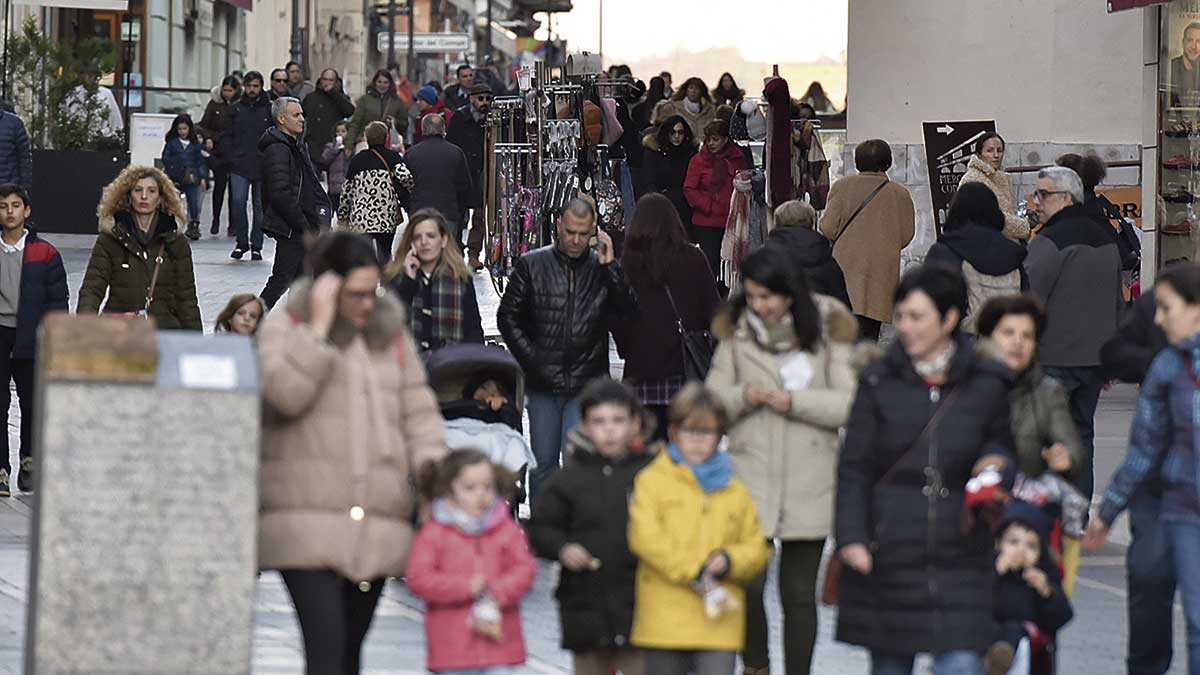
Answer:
[
  {"left": 14, "top": 0, "right": 128, "bottom": 8},
  {"left": 1107, "top": 0, "right": 1170, "bottom": 12},
  {"left": 220, "top": 0, "right": 252, "bottom": 10}
]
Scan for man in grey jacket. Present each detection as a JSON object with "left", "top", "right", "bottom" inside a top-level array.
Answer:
[{"left": 1024, "top": 165, "right": 1123, "bottom": 502}]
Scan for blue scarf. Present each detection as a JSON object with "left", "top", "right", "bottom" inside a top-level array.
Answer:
[{"left": 667, "top": 443, "right": 733, "bottom": 494}]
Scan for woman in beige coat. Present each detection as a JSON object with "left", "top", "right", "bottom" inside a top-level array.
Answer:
[
  {"left": 258, "top": 232, "right": 445, "bottom": 675},
  {"left": 706, "top": 245, "right": 859, "bottom": 675},
  {"left": 819, "top": 139, "right": 915, "bottom": 342},
  {"left": 958, "top": 132, "right": 1030, "bottom": 243}
]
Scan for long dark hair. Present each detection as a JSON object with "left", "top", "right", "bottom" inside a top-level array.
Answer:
[
  {"left": 655, "top": 114, "right": 696, "bottom": 156},
  {"left": 369, "top": 68, "right": 395, "bottom": 96},
  {"left": 729, "top": 246, "right": 822, "bottom": 351},
  {"left": 623, "top": 193, "right": 690, "bottom": 286},
  {"left": 306, "top": 232, "right": 380, "bottom": 277},
  {"left": 945, "top": 182, "right": 1004, "bottom": 232},
  {"left": 220, "top": 75, "right": 241, "bottom": 102},
  {"left": 713, "top": 72, "right": 743, "bottom": 104},
  {"left": 671, "top": 77, "right": 710, "bottom": 103},
  {"left": 165, "top": 114, "right": 198, "bottom": 143},
  {"left": 1157, "top": 263, "right": 1200, "bottom": 304},
  {"left": 802, "top": 81, "right": 831, "bottom": 110},
  {"left": 644, "top": 76, "right": 667, "bottom": 109}
]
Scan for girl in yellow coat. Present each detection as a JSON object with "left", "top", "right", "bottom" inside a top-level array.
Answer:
[{"left": 628, "top": 384, "right": 771, "bottom": 675}]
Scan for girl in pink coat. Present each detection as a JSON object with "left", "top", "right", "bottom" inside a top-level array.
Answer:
[{"left": 406, "top": 449, "right": 537, "bottom": 674}]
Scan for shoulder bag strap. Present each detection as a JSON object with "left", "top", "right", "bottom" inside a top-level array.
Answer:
[
  {"left": 832, "top": 178, "right": 889, "bottom": 249},
  {"left": 663, "top": 284, "right": 686, "bottom": 333},
  {"left": 370, "top": 148, "right": 404, "bottom": 200},
  {"left": 875, "top": 385, "right": 964, "bottom": 489},
  {"left": 144, "top": 243, "right": 167, "bottom": 312}
]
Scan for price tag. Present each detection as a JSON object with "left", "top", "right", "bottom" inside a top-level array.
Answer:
[{"left": 178, "top": 354, "right": 238, "bottom": 390}]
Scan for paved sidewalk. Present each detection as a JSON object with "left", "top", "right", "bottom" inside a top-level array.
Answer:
[{"left": 0, "top": 211, "right": 1183, "bottom": 672}]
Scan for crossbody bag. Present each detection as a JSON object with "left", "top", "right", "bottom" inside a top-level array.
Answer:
[{"left": 831, "top": 178, "right": 889, "bottom": 250}]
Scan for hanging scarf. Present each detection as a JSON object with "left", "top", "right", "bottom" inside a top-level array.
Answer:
[
  {"left": 720, "top": 171, "right": 753, "bottom": 288},
  {"left": 431, "top": 496, "right": 506, "bottom": 536},
  {"left": 763, "top": 77, "right": 793, "bottom": 208},
  {"left": 410, "top": 266, "right": 466, "bottom": 351},
  {"left": 667, "top": 443, "right": 733, "bottom": 494}
]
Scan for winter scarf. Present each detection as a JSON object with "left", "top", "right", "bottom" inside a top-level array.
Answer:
[
  {"left": 794, "top": 124, "right": 831, "bottom": 210},
  {"left": 410, "top": 267, "right": 467, "bottom": 349},
  {"left": 667, "top": 443, "right": 733, "bottom": 494},
  {"left": 431, "top": 496, "right": 507, "bottom": 536},
  {"left": 743, "top": 310, "right": 797, "bottom": 354},
  {"left": 720, "top": 172, "right": 753, "bottom": 288},
  {"left": 763, "top": 77, "right": 793, "bottom": 208}
]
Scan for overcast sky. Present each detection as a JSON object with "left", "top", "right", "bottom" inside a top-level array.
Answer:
[{"left": 541, "top": 0, "right": 848, "bottom": 63}]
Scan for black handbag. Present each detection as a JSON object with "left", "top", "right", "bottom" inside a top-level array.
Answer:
[{"left": 664, "top": 284, "right": 715, "bottom": 381}]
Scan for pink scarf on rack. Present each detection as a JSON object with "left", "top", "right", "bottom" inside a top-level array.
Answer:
[{"left": 721, "top": 171, "right": 753, "bottom": 288}]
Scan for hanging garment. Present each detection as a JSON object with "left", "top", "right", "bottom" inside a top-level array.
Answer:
[
  {"left": 720, "top": 171, "right": 754, "bottom": 288},
  {"left": 763, "top": 77, "right": 793, "bottom": 208},
  {"left": 793, "top": 123, "right": 832, "bottom": 211}
]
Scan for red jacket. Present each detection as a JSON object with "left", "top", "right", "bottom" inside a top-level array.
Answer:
[
  {"left": 683, "top": 142, "right": 752, "bottom": 228},
  {"left": 405, "top": 501, "right": 537, "bottom": 672}
]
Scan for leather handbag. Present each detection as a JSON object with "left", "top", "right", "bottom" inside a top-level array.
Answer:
[
  {"left": 821, "top": 385, "right": 964, "bottom": 606},
  {"left": 664, "top": 284, "right": 715, "bottom": 381}
]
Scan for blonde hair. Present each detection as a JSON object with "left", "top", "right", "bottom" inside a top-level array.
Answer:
[
  {"left": 96, "top": 165, "right": 186, "bottom": 222},
  {"left": 386, "top": 208, "right": 470, "bottom": 281},
  {"left": 667, "top": 383, "right": 731, "bottom": 435},
  {"left": 773, "top": 200, "right": 817, "bottom": 229}
]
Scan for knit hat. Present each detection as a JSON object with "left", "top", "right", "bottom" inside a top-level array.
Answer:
[
  {"left": 416, "top": 85, "right": 438, "bottom": 106},
  {"left": 997, "top": 498, "right": 1055, "bottom": 548}
]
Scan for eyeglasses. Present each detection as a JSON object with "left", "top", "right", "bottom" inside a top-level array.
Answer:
[
  {"left": 678, "top": 427, "right": 720, "bottom": 440},
  {"left": 1033, "top": 189, "right": 1067, "bottom": 200},
  {"left": 272, "top": 78, "right": 287, "bottom": 83},
  {"left": 473, "top": 95, "right": 493, "bottom": 102}
]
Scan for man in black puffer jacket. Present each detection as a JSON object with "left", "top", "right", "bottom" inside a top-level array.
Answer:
[
  {"left": 498, "top": 198, "right": 637, "bottom": 500},
  {"left": 258, "top": 97, "right": 329, "bottom": 308},
  {"left": 226, "top": 72, "right": 274, "bottom": 260}
]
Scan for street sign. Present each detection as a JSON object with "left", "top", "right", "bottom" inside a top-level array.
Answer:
[
  {"left": 921, "top": 120, "right": 997, "bottom": 234},
  {"left": 376, "top": 32, "right": 472, "bottom": 54}
]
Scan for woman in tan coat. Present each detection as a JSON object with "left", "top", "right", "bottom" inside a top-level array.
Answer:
[
  {"left": 257, "top": 232, "right": 445, "bottom": 675},
  {"left": 706, "top": 245, "right": 859, "bottom": 675},
  {"left": 958, "top": 132, "right": 1030, "bottom": 243},
  {"left": 819, "top": 139, "right": 915, "bottom": 342}
]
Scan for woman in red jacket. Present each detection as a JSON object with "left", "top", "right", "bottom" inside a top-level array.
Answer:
[{"left": 684, "top": 119, "right": 751, "bottom": 290}]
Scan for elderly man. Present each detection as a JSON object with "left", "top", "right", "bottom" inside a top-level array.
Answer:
[
  {"left": 405, "top": 115, "right": 473, "bottom": 229},
  {"left": 446, "top": 82, "right": 492, "bottom": 268},
  {"left": 498, "top": 199, "right": 636, "bottom": 500},
  {"left": 259, "top": 96, "right": 330, "bottom": 307},
  {"left": 1025, "top": 165, "right": 1123, "bottom": 503}
]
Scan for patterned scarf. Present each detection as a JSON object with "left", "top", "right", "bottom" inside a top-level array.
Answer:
[
  {"left": 410, "top": 266, "right": 466, "bottom": 350},
  {"left": 721, "top": 172, "right": 753, "bottom": 288}
]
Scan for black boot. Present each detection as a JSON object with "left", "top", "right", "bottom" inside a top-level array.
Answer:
[
  {"left": 210, "top": 220, "right": 219, "bottom": 235},
  {"left": 185, "top": 221, "right": 201, "bottom": 241}
]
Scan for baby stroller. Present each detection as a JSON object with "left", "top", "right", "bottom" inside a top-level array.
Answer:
[{"left": 424, "top": 343, "right": 536, "bottom": 514}]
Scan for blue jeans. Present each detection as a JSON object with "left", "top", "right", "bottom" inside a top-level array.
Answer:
[
  {"left": 870, "top": 650, "right": 982, "bottom": 675},
  {"left": 1043, "top": 365, "right": 1105, "bottom": 501},
  {"left": 229, "top": 173, "right": 264, "bottom": 252},
  {"left": 526, "top": 389, "right": 580, "bottom": 503},
  {"left": 1165, "top": 520, "right": 1200, "bottom": 674},
  {"left": 179, "top": 184, "right": 201, "bottom": 223},
  {"left": 1128, "top": 493, "right": 1177, "bottom": 675}
]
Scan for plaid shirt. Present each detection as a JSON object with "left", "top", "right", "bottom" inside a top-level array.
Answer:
[{"left": 629, "top": 375, "right": 686, "bottom": 406}]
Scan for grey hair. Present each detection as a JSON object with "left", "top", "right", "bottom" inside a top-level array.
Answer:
[
  {"left": 1037, "top": 166, "right": 1084, "bottom": 204},
  {"left": 563, "top": 197, "right": 597, "bottom": 225},
  {"left": 421, "top": 113, "right": 446, "bottom": 137},
  {"left": 773, "top": 200, "right": 817, "bottom": 229},
  {"left": 271, "top": 96, "right": 301, "bottom": 123}
]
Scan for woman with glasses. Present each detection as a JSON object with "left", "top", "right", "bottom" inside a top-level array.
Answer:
[
  {"left": 958, "top": 132, "right": 1029, "bottom": 243},
  {"left": 347, "top": 69, "right": 407, "bottom": 150},
  {"left": 706, "top": 245, "right": 859, "bottom": 675},
  {"left": 644, "top": 115, "right": 697, "bottom": 230}
]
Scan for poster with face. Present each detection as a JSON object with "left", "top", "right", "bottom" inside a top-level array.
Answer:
[{"left": 1168, "top": 2, "right": 1200, "bottom": 108}]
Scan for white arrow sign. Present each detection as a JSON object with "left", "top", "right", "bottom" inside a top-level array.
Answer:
[{"left": 937, "top": 124, "right": 955, "bottom": 135}]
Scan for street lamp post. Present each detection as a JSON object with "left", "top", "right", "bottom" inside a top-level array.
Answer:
[
  {"left": 290, "top": 0, "right": 302, "bottom": 65},
  {"left": 387, "top": 0, "right": 397, "bottom": 68},
  {"left": 407, "top": 1, "right": 415, "bottom": 82},
  {"left": 598, "top": 0, "right": 603, "bottom": 66}
]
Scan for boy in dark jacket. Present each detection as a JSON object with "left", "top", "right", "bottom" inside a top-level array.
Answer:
[
  {"left": 0, "top": 185, "right": 69, "bottom": 496},
  {"left": 528, "top": 378, "right": 652, "bottom": 675},
  {"left": 986, "top": 499, "right": 1074, "bottom": 675}
]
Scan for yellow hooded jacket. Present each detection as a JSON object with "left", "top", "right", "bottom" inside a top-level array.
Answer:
[{"left": 628, "top": 451, "right": 771, "bottom": 651}]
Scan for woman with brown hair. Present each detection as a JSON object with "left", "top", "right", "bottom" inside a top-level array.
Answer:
[
  {"left": 654, "top": 77, "right": 717, "bottom": 141},
  {"left": 347, "top": 69, "right": 407, "bottom": 149},
  {"left": 78, "top": 165, "right": 202, "bottom": 330},
  {"left": 214, "top": 293, "right": 266, "bottom": 335},
  {"left": 386, "top": 208, "right": 483, "bottom": 352},
  {"left": 612, "top": 193, "right": 720, "bottom": 439},
  {"left": 683, "top": 119, "right": 751, "bottom": 290}
]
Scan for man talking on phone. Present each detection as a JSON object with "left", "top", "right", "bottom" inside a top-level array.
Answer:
[{"left": 498, "top": 198, "right": 637, "bottom": 502}]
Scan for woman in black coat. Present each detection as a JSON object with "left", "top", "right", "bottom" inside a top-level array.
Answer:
[
  {"left": 835, "top": 264, "right": 1014, "bottom": 674},
  {"left": 643, "top": 115, "right": 697, "bottom": 229},
  {"left": 612, "top": 194, "right": 720, "bottom": 440},
  {"left": 197, "top": 75, "right": 239, "bottom": 236}
]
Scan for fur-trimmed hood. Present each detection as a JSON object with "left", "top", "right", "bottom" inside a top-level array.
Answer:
[
  {"left": 97, "top": 210, "right": 186, "bottom": 237},
  {"left": 283, "top": 277, "right": 409, "bottom": 352},
  {"left": 96, "top": 166, "right": 187, "bottom": 235},
  {"left": 712, "top": 292, "right": 859, "bottom": 345}
]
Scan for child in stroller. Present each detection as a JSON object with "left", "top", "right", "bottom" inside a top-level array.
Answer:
[{"left": 423, "top": 343, "right": 537, "bottom": 513}]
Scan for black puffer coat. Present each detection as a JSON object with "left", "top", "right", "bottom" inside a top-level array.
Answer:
[
  {"left": 644, "top": 144, "right": 695, "bottom": 227},
  {"left": 225, "top": 94, "right": 273, "bottom": 179},
  {"left": 835, "top": 335, "right": 1014, "bottom": 656},
  {"left": 497, "top": 245, "right": 637, "bottom": 395},
  {"left": 301, "top": 87, "right": 355, "bottom": 162},
  {"left": 259, "top": 127, "right": 328, "bottom": 240},
  {"left": 528, "top": 431, "right": 653, "bottom": 651},
  {"left": 766, "top": 226, "right": 851, "bottom": 308},
  {"left": 445, "top": 105, "right": 486, "bottom": 205}
]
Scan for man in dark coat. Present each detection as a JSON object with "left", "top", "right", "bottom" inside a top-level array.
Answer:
[
  {"left": 0, "top": 110, "right": 32, "bottom": 189},
  {"left": 405, "top": 115, "right": 473, "bottom": 231},
  {"left": 1024, "top": 166, "right": 1122, "bottom": 502},
  {"left": 497, "top": 199, "right": 636, "bottom": 500},
  {"left": 259, "top": 97, "right": 329, "bottom": 308},
  {"left": 301, "top": 69, "right": 355, "bottom": 165},
  {"left": 446, "top": 82, "right": 491, "bottom": 268},
  {"left": 443, "top": 64, "right": 474, "bottom": 112},
  {"left": 226, "top": 71, "right": 274, "bottom": 260}
]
